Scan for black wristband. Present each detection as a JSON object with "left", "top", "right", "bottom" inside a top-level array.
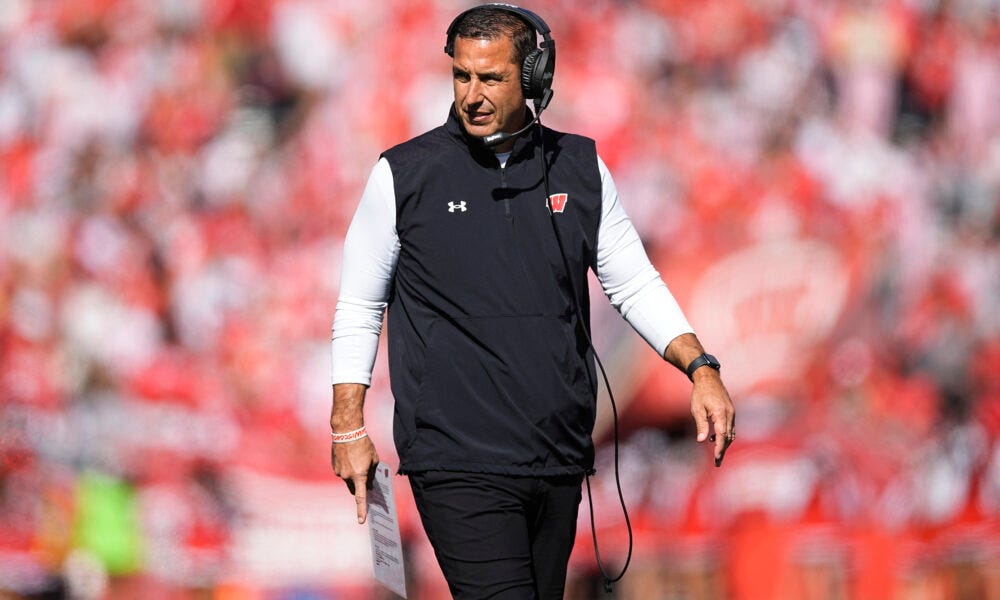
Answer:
[{"left": 685, "top": 353, "right": 720, "bottom": 381}]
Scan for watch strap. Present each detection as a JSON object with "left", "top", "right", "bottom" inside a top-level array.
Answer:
[{"left": 685, "top": 353, "right": 720, "bottom": 381}]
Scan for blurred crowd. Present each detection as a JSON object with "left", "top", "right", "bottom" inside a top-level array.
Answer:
[{"left": 1, "top": 0, "right": 999, "bottom": 598}]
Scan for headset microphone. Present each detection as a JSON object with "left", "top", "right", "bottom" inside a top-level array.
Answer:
[{"left": 481, "top": 99, "right": 548, "bottom": 147}]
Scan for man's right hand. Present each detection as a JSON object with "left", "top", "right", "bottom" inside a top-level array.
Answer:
[
  {"left": 330, "top": 383, "right": 380, "bottom": 524},
  {"left": 332, "top": 435, "right": 380, "bottom": 524}
]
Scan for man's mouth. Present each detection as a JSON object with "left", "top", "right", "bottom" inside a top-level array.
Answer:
[{"left": 467, "top": 110, "right": 493, "bottom": 124}]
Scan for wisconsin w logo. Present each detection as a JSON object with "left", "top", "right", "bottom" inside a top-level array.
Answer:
[{"left": 547, "top": 193, "right": 568, "bottom": 213}]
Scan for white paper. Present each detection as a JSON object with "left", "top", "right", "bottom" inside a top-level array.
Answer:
[{"left": 366, "top": 462, "right": 407, "bottom": 598}]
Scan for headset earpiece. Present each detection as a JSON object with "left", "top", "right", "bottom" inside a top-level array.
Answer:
[{"left": 520, "top": 48, "right": 542, "bottom": 97}]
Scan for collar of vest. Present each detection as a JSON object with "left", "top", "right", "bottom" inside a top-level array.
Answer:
[{"left": 445, "top": 104, "right": 540, "bottom": 166}]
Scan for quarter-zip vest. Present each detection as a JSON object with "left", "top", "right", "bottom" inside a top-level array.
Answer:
[{"left": 383, "top": 108, "right": 602, "bottom": 476}]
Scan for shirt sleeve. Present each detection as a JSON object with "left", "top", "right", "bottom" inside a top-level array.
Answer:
[
  {"left": 594, "top": 155, "right": 694, "bottom": 356},
  {"left": 331, "top": 157, "right": 400, "bottom": 385}
]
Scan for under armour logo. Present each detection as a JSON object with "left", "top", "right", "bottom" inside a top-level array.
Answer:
[{"left": 448, "top": 201, "right": 467, "bottom": 213}]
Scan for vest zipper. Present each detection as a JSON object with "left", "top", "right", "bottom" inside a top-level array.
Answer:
[{"left": 499, "top": 164, "right": 511, "bottom": 219}]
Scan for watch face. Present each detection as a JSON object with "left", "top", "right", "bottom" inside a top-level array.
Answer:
[{"left": 705, "top": 354, "right": 720, "bottom": 369}]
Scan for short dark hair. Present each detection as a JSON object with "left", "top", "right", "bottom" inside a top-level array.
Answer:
[{"left": 448, "top": 6, "right": 537, "bottom": 67}]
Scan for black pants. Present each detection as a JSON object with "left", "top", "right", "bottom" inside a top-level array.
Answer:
[{"left": 408, "top": 470, "right": 584, "bottom": 600}]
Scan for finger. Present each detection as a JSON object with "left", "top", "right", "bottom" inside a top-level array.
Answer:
[
  {"left": 715, "top": 438, "right": 726, "bottom": 467},
  {"left": 692, "top": 406, "right": 710, "bottom": 442},
  {"left": 715, "top": 418, "right": 734, "bottom": 461},
  {"left": 710, "top": 407, "right": 732, "bottom": 438},
  {"left": 353, "top": 476, "right": 368, "bottom": 524},
  {"left": 715, "top": 436, "right": 733, "bottom": 468},
  {"left": 710, "top": 410, "right": 727, "bottom": 457},
  {"left": 367, "top": 459, "right": 380, "bottom": 490}
]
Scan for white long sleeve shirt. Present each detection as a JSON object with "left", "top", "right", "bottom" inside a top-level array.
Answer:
[{"left": 331, "top": 154, "right": 692, "bottom": 385}]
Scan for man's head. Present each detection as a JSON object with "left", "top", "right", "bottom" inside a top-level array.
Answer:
[
  {"left": 446, "top": 7, "right": 537, "bottom": 144},
  {"left": 446, "top": 7, "right": 537, "bottom": 70}
]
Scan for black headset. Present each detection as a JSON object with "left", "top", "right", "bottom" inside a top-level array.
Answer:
[{"left": 443, "top": 3, "right": 556, "bottom": 112}]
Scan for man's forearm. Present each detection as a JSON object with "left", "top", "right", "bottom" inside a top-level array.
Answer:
[
  {"left": 331, "top": 383, "right": 368, "bottom": 431},
  {"left": 663, "top": 332, "right": 713, "bottom": 378}
]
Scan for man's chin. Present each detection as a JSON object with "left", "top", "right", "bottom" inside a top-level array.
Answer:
[{"left": 462, "top": 122, "right": 496, "bottom": 140}]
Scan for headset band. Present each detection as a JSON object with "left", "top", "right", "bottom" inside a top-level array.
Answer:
[{"left": 444, "top": 3, "right": 553, "bottom": 56}]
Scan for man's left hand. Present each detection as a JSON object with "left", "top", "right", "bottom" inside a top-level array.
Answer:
[{"left": 689, "top": 371, "right": 735, "bottom": 467}]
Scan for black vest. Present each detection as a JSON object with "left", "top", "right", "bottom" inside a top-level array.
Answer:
[{"left": 382, "top": 108, "right": 602, "bottom": 475}]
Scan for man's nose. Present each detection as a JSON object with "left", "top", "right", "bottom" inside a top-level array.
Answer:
[{"left": 467, "top": 78, "right": 485, "bottom": 102}]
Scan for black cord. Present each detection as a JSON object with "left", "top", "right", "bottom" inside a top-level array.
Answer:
[{"left": 535, "top": 118, "right": 632, "bottom": 594}]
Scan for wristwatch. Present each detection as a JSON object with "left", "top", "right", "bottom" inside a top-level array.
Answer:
[{"left": 685, "top": 353, "right": 720, "bottom": 381}]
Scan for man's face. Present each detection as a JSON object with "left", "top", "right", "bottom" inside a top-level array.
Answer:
[{"left": 452, "top": 35, "right": 527, "bottom": 141}]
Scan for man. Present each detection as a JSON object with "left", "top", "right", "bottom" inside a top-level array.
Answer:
[{"left": 330, "top": 5, "right": 735, "bottom": 599}]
